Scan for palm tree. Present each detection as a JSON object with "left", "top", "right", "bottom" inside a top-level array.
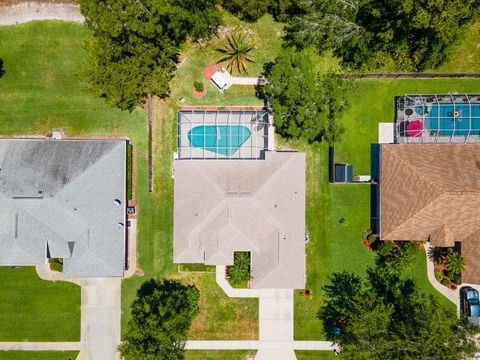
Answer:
[
  {"left": 216, "top": 34, "right": 255, "bottom": 74},
  {"left": 444, "top": 248, "right": 466, "bottom": 277},
  {"left": 227, "top": 252, "right": 252, "bottom": 286}
]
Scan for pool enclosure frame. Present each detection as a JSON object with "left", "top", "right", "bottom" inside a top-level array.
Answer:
[
  {"left": 177, "top": 109, "right": 270, "bottom": 159},
  {"left": 395, "top": 94, "right": 480, "bottom": 144}
]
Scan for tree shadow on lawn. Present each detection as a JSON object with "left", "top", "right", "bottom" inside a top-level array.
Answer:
[{"left": 0, "top": 58, "right": 5, "bottom": 78}]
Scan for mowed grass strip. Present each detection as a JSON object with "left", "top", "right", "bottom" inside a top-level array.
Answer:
[
  {"left": 0, "top": 268, "right": 80, "bottom": 341},
  {"left": 0, "top": 352, "right": 78, "bottom": 360},
  {"left": 185, "top": 350, "right": 256, "bottom": 360},
  {"left": 295, "top": 351, "right": 337, "bottom": 360}
]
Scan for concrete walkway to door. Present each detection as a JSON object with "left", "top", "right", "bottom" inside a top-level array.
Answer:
[{"left": 212, "top": 266, "right": 337, "bottom": 359}]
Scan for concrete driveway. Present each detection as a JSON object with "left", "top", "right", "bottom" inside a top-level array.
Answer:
[{"left": 78, "top": 278, "right": 121, "bottom": 360}]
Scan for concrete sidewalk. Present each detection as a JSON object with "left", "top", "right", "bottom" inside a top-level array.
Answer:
[{"left": 185, "top": 340, "right": 335, "bottom": 350}]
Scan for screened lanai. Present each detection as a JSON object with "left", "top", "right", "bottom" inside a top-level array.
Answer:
[
  {"left": 177, "top": 109, "right": 269, "bottom": 159},
  {"left": 395, "top": 94, "right": 480, "bottom": 144}
]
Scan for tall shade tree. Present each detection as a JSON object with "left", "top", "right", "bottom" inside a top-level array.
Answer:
[
  {"left": 287, "top": 0, "right": 480, "bottom": 71},
  {"left": 320, "top": 268, "right": 479, "bottom": 359},
  {"left": 79, "top": 0, "right": 221, "bottom": 110},
  {"left": 120, "top": 279, "right": 200, "bottom": 360},
  {"left": 216, "top": 34, "right": 255, "bottom": 74},
  {"left": 263, "top": 48, "right": 350, "bottom": 143}
]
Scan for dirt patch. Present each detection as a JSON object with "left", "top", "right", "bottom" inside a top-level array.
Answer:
[
  {"left": 1, "top": 0, "right": 76, "bottom": 6},
  {"left": 0, "top": 1, "right": 84, "bottom": 25},
  {"left": 192, "top": 87, "right": 207, "bottom": 98},
  {"left": 203, "top": 63, "right": 223, "bottom": 81}
]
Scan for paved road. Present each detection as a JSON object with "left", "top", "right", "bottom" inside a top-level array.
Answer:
[{"left": 77, "top": 278, "right": 121, "bottom": 360}]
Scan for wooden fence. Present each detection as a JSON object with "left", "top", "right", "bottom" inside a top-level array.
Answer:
[{"left": 338, "top": 72, "right": 480, "bottom": 79}]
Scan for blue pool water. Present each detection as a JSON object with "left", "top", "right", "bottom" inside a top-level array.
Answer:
[
  {"left": 424, "top": 103, "right": 480, "bottom": 136},
  {"left": 188, "top": 125, "right": 251, "bottom": 156}
]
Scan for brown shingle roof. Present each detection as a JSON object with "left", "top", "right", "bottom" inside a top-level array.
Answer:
[{"left": 380, "top": 144, "right": 480, "bottom": 283}]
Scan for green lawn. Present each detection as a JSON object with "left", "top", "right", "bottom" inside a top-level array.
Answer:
[
  {"left": 335, "top": 79, "right": 480, "bottom": 174},
  {"left": 0, "top": 352, "right": 78, "bottom": 360},
  {"left": 295, "top": 351, "right": 337, "bottom": 360},
  {"left": 185, "top": 350, "right": 256, "bottom": 359},
  {"left": 0, "top": 268, "right": 80, "bottom": 341},
  {"left": 171, "top": 11, "right": 283, "bottom": 106}
]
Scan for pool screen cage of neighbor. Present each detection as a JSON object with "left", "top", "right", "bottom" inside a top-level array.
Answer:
[
  {"left": 395, "top": 94, "right": 480, "bottom": 144},
  {"left": 177, "top": 109, "right": 269, "bottom": 159}
]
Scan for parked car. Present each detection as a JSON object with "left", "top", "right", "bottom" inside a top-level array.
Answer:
[{"left": 461, "top": 287, "right": 480, "bottom": 325}]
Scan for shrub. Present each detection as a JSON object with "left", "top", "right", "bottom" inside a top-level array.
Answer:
[
  {"left": 367, "top": 233, "right": 377, "bottom": 243},
  {"left": 49, "top": 258, "right": 63, "bottom": 272},
  {"left": 434, "top": 269, "right": 443, "bottom": 282},
  {"left": 444, "top": 248, "right": 466, "bottom": 277},
  {"left": 441, "top": 278, "right": 451, "bottom": 287},
  {"left": 194, "top": 81, "right": 204, "bottom": 92},
  {"left": 227, "top": 252, "right": 252, "bottom": 287}
]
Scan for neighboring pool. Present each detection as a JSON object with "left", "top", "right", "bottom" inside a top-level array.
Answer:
[
  {"left": 188, "top": 125, "right": 252, "bottom": 156},
  {"left": 425, "top": 103, "right": 480, "bottom": 136}
]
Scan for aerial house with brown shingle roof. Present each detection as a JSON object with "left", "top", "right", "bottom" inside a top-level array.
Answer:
[{"left": 379, "top": 143, "right": 480, "bottom": 283}]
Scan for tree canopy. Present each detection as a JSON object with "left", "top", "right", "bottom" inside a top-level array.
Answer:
[
  {"left": 262, "top": 48, "right": 350, "bottom": 144},
  {"left": 79, "top": 0, "right": 221, "bottom": 110},
  {"left": 287, "top": 0, "right": 480, "bottom": 71},
  {"left": 320, "top": 267, "right": 479, "bottom": 359},
  {"left": 120, "top": 279, "right": 200, "bottom": 360},
  {"left": 220, "top": 0, "right": 300, "bottom": 22}
]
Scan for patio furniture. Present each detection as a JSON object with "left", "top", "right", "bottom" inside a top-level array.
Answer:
[{"left": 406, "top": 120, "right": 424, "bottom": 137}]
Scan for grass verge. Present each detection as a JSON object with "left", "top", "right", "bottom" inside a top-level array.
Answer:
[{"left": 0, "top": 352, "right": 78, "bottom": 360}]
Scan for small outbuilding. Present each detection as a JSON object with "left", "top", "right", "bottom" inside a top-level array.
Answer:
[{"left": 335, "top": 163, "right": 353, "bottom": 183}]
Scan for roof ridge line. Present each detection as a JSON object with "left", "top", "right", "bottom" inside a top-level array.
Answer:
[{"left": 383, "top": 192, "right": 480, "bottom": 240}]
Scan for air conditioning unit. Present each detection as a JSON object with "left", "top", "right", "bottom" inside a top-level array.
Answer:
[{"left": 353, "top": 175, "right": 371, "bottom": 182}]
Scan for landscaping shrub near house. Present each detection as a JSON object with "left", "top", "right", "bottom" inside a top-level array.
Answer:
[
  {"left": 49, "top": 258, "right": 63, "bottom": 273},
  {"left": 194, "top": 81, "right": 205, "bottom": 92},
  {"left": 374, "top": 241, "right": 418, "bottom": 275},
  {"left": 227, "top": 252, "right": 252, "bottom": 288},
  {"left": 433, "top": 247, "right": 466, "bottom": 288},
  {"left": 126, "top": 143, "right": 133, "bottom": 200}
]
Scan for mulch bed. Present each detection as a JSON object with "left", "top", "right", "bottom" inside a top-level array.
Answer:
[
  {"left": 193, "top": 87, "right": 207, "bottom": 98},
  {"left": 203, "top": 63, "right": 223, "bottom": 81}
]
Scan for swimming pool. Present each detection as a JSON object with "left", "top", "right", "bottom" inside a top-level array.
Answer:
[
  {"left": 425, "top": 103, "right": 480, "bottom": 136},
  {"left": 188, "top": 125, "right": 252, "bottom": 156}
]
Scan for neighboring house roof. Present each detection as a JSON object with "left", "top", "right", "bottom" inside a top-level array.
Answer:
[
  {"left": 174, "top": 151, "right": 306, "bottom": 289},
  {"left": 380, "top": 144, "right": 480, "bottom": 283},
  {"left": 0, "top": 139, "right": 126, "bottom": 277}
]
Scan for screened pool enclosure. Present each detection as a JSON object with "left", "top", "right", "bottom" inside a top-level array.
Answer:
[
  {"left": 177, "top": 109, "right": 269, "bottom": 159},
  {"left": 395, "top": 94, "right": 480, "bottom": 143}
]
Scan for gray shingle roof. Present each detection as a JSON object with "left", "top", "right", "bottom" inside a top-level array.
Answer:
[
  {"left": 0, "top": 139, "right": 126, "bottom": 277},
  {"left": 174, "top": 152, "right": 306, "bottom": 289}
]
